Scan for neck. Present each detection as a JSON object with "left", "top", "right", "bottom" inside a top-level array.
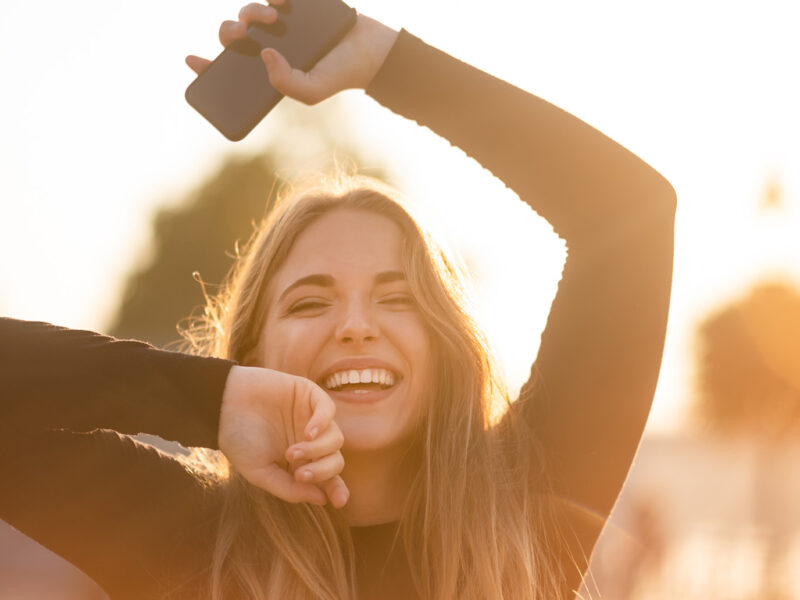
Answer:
[{"left": 340, "top": 443, "right": 419, "bottom": 527}]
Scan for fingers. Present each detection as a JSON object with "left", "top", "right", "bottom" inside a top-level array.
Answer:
[
  {"left": 293, "top": 451, "right": 345, "bottom": 486},
  {"left": 220, "top": 3, "right": 280, "bottom": 47},
  {"left": 189, "top": 2, "right": 278, "bottom": 74},
  {"left": 261, "top": 48, "right": 324, "bottom": 105},
  {"left": 288, "top": 419, "right": 345, "bottom": 484},
  {"left": 303, "top": 385, "right": 336, "bottom": 441},
  {"left": 218, "top": 20, "right": 247, "bottom": 47},
  {"left": 185, "top": 55, "right": 211, "bottom": 75},
  {"left": 244, "top": 462, "right": 327, "bottom": 506},
  {"left": 197, "top": 0, "right": 330, "bottom": 103},
  {"left": 323, "top": 476, "right": 350, "bottom": 508},
  {"left": 287, "top": 405, "right": 348, "bottom": 507},
  {"left": 238, "top": 3, "right": 279, "bottom": 28},
  {"left": 288, "top": 421, "right": 344, "bottom": 463}
]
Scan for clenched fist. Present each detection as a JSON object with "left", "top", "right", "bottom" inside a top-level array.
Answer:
[{"left": 219, "top": 365, "right": 348, "bottom": 508}]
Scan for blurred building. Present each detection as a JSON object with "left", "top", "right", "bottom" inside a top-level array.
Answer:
[{"left": 585, "top": 435, "right": 800, "bottom": 600}]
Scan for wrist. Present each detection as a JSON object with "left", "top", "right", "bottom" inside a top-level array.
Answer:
[
  {"left": 353, "top": 15, "right": 399, "bottom": 90},
  {"left": 219, "top": 365, "right": 251, "bottom": 448}
]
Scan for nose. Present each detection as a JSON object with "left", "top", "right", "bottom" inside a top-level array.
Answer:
[{"left": 335, "top": 299, "right": 378, "bottom": 345}]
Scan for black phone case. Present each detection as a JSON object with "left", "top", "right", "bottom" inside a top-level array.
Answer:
[{"left": 185, "top": 0, "right": 357, "bottom": 141}]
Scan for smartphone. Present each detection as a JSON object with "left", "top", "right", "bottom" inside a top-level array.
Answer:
[{"left": 185, "top": 0, "right": 357, "bottom": 141}]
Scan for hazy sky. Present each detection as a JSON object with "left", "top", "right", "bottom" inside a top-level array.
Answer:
[{"left": 2, "top": 0, "right": 799, "bottom": 432}]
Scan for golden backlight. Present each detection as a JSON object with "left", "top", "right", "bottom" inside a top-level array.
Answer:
[{"left": 1, "top": 0, "right": 799, "bottom": 434}]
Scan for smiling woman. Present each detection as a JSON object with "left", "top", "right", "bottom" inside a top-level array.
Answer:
[
  {"left": 182, "top": 172, "right": 555, "bottom": 599},
  {"left": 254, "top": 205, "right": 432, "bottom": 454}
]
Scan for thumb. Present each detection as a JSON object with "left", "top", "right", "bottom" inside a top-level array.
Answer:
[{"left": 260, "top": 48, "right": 321, "bottom": 105}]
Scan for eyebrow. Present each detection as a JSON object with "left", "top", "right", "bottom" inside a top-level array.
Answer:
[
  {"left": 374, "top": 270, "right": 405, "bottom": 285},
  {"left": 278, "top": 271, "right": 406, "bottom": 302}
]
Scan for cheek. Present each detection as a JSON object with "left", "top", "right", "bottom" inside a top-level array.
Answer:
[
  {"left": 258, "top": 320, "right": 328, "bottom": 374},
  {"left": 393, "top": 315, "right": 434, "bottom": 384}
]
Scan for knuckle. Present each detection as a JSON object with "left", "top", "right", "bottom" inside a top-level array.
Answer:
[
  {"left": 330, "top": 478, "right": 346, "bottom": 495},
  {"left": 270, "top": 73, "right": 288, "bottom": 91},
  {"left": 304, "top": 91, "right": 322, "bottom": 106},
  {"left": 334, "top": 453, "right": 345, "bottom": 471},
  {"left": 322, "top": 402, "right": 336, "bottom": 421},
  {"left": 238, "top": 3, "right": 257, "bottom": 19},
  {"left": 334, "top": 429, "right": 344, "bottom": 446},
  {"left": 325, "top": 394, "right": 337, "bottom": 412}
]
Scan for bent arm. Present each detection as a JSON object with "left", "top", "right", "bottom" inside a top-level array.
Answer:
[
  {"left": 0, "top": 318, "right": 233, "bottom": 447},
  {"left": 0, "top": 318, "right": 234, "bottom": 598},
  {"left": 366, "top": 30, "right": 675, "bottom": 592}
]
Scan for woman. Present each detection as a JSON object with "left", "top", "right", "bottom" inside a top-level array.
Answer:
[{"left": 0, "top": 2, "right": 675, "bottom": 598}]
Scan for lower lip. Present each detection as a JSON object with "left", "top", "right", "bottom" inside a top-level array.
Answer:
[{"left": 326, "top": 384, "right": 398, "bottom": 404}]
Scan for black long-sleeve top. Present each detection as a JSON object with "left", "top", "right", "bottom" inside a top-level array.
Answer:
[{"left": 0, "top": 29, "right": 675, "bottom": 599}]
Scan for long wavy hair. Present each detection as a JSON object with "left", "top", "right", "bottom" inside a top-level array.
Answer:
[{"left": 182, "top": 173, "right": 566, "bottom": 599}]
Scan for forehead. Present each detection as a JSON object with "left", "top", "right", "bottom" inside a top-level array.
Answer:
[{"left": 276, "top": 209, "right": 404, "bottom": 284}]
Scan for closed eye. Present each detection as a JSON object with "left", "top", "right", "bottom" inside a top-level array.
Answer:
[
  {"left": 287, "top": 300, "right": 330, "bottom": 315},
  {"left": 379, "top": 295, "right": 416, "bottom": 308}
]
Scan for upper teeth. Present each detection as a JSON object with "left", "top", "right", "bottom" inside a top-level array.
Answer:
[{"left": 325, "top": 368, "right": 397, "bottom": 390}]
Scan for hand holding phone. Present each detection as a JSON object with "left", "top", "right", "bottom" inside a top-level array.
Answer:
[
  {"left": 186, "top": 0, "right": 358, "bottom": 141},
  {"left": 252, "top": 12, "right": 399, "bottom": 106}
]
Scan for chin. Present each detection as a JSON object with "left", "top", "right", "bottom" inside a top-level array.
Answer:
[{"left": 338, "top": 416, "right": 413, "bottom": 454}]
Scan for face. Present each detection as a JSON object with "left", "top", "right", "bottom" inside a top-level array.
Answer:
[{"left": 254, "top": 208, "right": 432, "bottom": 453}]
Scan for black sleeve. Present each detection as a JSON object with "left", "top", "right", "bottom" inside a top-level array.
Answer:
[
  {"left": 367, "top": 30, "right": 676, "bottom": 593},
  {"left": 0, "top": 318, "right": 233, "bottom": 447},
  {"left": 0, "top": 318, "right": 235, "bottom": 598}
]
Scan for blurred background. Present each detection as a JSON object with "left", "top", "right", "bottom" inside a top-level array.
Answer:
[{"left": 1, "top": 0, "right": 799, "bottom": 598}]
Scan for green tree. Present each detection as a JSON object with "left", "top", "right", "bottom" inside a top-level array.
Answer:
[
  {"left": 694, "top": 281, "right": 800, "bottom": 439},
  {"left": 108, "top": 153, "right": 280, "bottom": 347},
  {"left": 108, "top": 102, "right": 389, "bottom": 348}
]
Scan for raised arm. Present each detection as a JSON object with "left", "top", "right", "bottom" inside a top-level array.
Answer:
[{"left": 366, "top": 28, "right": 675, "bottom": 592}]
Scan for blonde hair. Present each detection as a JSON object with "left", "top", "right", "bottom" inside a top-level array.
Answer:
[{"left": 182, "top": 173, "right": 566, "bottom": 599}]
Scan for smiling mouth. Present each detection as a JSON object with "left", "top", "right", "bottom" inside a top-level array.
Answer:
[{"left": 323, "top": 368, "right": 399, "bottom": 393}]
